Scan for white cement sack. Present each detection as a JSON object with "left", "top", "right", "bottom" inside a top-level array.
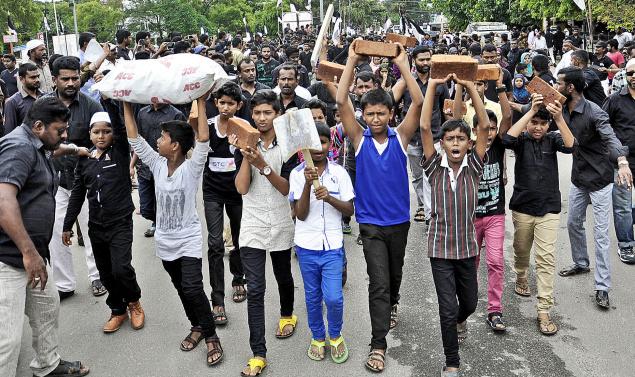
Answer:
[{"left": 92, "top": 54, "right": 227, "bottom": 104}]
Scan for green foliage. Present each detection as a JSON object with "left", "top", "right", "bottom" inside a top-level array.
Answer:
[
  {"left": 1, "top": 0, "right": 43, "bottom": 45},
  {"left": 591, "top": 0, "right": 635, "bottom": 31},
  {"left": 340, "top": 0, "right": 388, "bottom": 30},
  {"left": 76, "top": 0, "right": 124, "bottom": 42}
]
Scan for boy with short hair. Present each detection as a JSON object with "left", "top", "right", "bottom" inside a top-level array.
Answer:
[
  {"left": 123, "top": 95, "right": 223, "bottom": 367},
  {"left": 290, "top": 121, "right": 355, "bottom": 363},
  {"left": 335, "top": 40, "right": 423, "bottom": 373},
  {"left": 232, "top": 89, "right": 297, "bottom": 377},
  {"left": 503, "top": 94, "right": 576, "bottom": 335},
  {"left": 420, "top": 74, "right": 489, "bottom": 377},
  {"left": 203, "top": 81, "right": 247, "bottom": 326}
]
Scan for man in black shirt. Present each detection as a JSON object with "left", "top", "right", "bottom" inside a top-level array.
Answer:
[
  {"left": 238, "top": 58, "right": 270, "bottom": 102},
  {"left": 570, "top": 50, "right": 607, "bottom": 106},
  {"left": 507, "top": 40, "right": 522, "bottom": 75},
  {"left": 255, "top": 44, "right": 279, "bottom": 88},
  {"left": 277, "top": 64, "right": 307, "bottom": 113},
  {"left": 569, "top": 26, "right": 583, "bottom": 49},
  {"left": 481, "top": 44, "right": 512, "bottom": 102},
  {"left": 131, "top": 103, "right": 187, "bottom": 237},
  {"left": 555, "top": 67, "right": 631, "bottom": 309},
  {"left": 271, "top": 46, "right": 310, "bottom": 88},
  {"left": 590, "top": 42, "right": 618, "bottom": 81},
  {"left": 0, "top": 54, "right": 18, "bottom": 97},
  {"left": 45, "top": 56, "right": 105, "bottom": 300},
  {"left": 3, "top": 63, "right": 43, "bottom": 134},
  {"left": 116, "top": 29, "right": 133, "bottom": 60},
  {"left": 602, "top": 60, "right": 635, "bottom": 264},
  {"left": 0, "top": 97, "right": 90, "bottom": 377}
]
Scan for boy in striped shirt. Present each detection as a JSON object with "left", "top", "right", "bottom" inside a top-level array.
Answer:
[{"left": 420, "top": 74, "right": 490, "bottom": 377}]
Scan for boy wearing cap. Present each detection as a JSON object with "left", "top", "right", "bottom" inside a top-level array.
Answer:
[{"left": 62, "top": 102, "right": 144, "bottom": 333}]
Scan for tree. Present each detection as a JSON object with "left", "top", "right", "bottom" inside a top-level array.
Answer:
[
  {"left": 590, "top": 0, "right": 635, "bottom": 31},
  {"left": 76, "top": 0, "right": 124, "bottom": 42},
  {"left": 1, "top": 0, "right": 43, "bottom": 46}
]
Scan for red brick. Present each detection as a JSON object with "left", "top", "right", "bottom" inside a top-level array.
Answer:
[
  {"left": 227, "top": 117, "right": 260, "bottom": 150},
  {"left": 476, "top": 64, "right": 501, "bottom": 81},
  {"left": 316, "top": 61, "right": 345, "bottom": 83},
  {"left": 354, "top": 40, "right": 400, "bottom": 58},
  {"left": 526, "top": 76, "right": 566, "bottom": 106},
  {"left": 385, "top": 33, "right": 418, "bottom": 48},
  {"left": 430, "top": 55, "right": 478, "bottom": 81},
  {"left": 443, "top": 99, "right": 467, "bottom": 117}
]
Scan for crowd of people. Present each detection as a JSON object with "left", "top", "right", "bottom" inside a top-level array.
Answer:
[{"left": 1, "top": 20, "right": 634, "bottom": 377}]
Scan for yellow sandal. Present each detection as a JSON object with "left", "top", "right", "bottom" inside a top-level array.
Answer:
[
  {"left": 240, "top": 357, "right": 267, "bottom": 376},
  {"left": 275, "top": 314, "right": 298, "bottom": 339},
  {"left": 307, "top": 339, "right": 326, "bottom": 361}
]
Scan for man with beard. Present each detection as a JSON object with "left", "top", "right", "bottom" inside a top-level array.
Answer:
[
  {"left": 276, "top": 64, "right": 307, "bottom": 113},
  {"left": 115, "top": 29, "right": 133, "bottom": 61},
  {"left": 555, "top": 67, "right": 632, "bottom": 309},
  {"left": 570, "top": 50, "right": 606, "bottom": 106},
  {"left": 0, "top": 97, "right": 91, "bottom": 377},
  {"left": 481, "top": 44, "right": 513, "bottom": 103},
  {"left": 44, "top": 56, "right": 105, "bottom": 300},
  {"left": 4, "top": 63, "right": 43, "bottom": 134},
  {"left": 392, "top": 46, "right": 450, "bottom": 225},
  {"left": 507, "top": 39, "right": 522, "bottom": 75},
  {"left": 555, "top": 39, "right": 577, "bottom": 75},
  {"left": 256, "top": 44, "right": 279, "bottom": 88},
  {"left": 272, "top": 46, "right": 310, "bottom": 88},
  {"left": 602, "top": 58, "right": 635, "bottom": 265},
  {"left": 590, "top": 41, "right": 619, "bottom": 82},
  {"left": 20, "top": 40, "right": 54, "bottom": 93},
  {"left": 238, "top": 58, "right": 270, "bottom": 102}
]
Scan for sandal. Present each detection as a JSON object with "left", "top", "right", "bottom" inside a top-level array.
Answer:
[
  {"left": 213, "top": 306, "right": 228, "bottom": 326},
  {"left": 329, "top": 336, "right": 349, "bottom": 364},
  {"left": 414, "top": 208, "right": 426, "bottom": 222},
  {"left": 41, "top": 360, "right": 89, "bottom": 377},
  {"left": 91, "top": 280, "right": 107, "bottom": 297},
  {"left": 537, "top": 314, "right": 558, "bottom": 335},
  {"left": 205, "top": 337, "right": 224, "bottom": 366},
  {"left": 240, "top": 357, "right": 267, "bottom": 376},
  {"left": 180, "top": 327, "right": 203, "bottom": 351},
  {"left": 390, "top": 304, "right": 398, "bottom": 330},
  {"left": 275, "top": 314, "right": 298, "bottom": 339},
  {"left": 487, "top": 312, "right": 507, "bottom": 332},
  {"left": 232, "top": 285, "right": 247, "bottom": 303},
  {"left": 307, "top": 338, "right": 326, "bottom": 361},
  {"left": 514, "top": 279, "right": 531, "bottom": 297},
  {"left": 365, "top": 349, "right": 386, "bottom": 373},
  {"left": 457, "top": 321, "right": 468, "bottom": 345}
]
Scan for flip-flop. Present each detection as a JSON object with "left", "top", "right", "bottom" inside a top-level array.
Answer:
[
  {"left": 329, "top": 336, "right": 349, "bottom": 364},
  {"left": 307, "top": 339, "right": 326, "bottom": 361},
  {"left": 275, "top": 314, "right": 298, "bottom": 339}
]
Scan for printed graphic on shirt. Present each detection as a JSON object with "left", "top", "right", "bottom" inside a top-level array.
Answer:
[
  {"left": 476, "top": 161, "right": 501, "bottom": 215},
  {"left": 208, "top": 157, "right": 236, "bottom": 172},
  {"left": 157, "top": 189, "right": 186, "bottom": 231}
]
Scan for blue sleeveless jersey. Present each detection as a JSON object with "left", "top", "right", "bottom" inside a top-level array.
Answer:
[{"left": 354, "top": 127, "right": 410, "bottom": 226}]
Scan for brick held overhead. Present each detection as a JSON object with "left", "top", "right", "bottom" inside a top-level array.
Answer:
[
  {"left": 353, "top": 40, "right": 400, "bottom": 58},
  {"left": 476, "top": 64, "right": 501, "bottom": 81},
  {"left": 430, "top": 55, "right": 479, "bottom": 82},
  {"left": 526, "top": 76, "right": 566, "bottom": 106},
  {"left": 316, "top": 61, "right": 346, "bottom": 83},
  {"left": 386, "top": 33, "right": 418, "bottom": 48}
]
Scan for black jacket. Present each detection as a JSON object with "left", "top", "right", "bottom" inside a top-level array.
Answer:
[{"left": 63, "top": 100, "right": 134, "bottom": 230}]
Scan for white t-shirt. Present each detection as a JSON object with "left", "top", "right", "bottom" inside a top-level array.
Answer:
[
  {"left": 289, "top": 161, "right": 355, "bottom": 250},
  {"left": 128, "top": 136, "right": 210, "bottom": 261}
]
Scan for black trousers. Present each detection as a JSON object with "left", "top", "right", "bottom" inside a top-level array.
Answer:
[
  {"left": 359, "top": 221, "right": 410, "bottom": 350},
  {"left": 88, "top": 216, "right": 141, "bottom": 315},
  {"left": 162, "top": 256, "right": 217, "bottom": 339},
  {"left": 430, "top": 257, "right": 478, "bottom": 368},
  {"left": 203, "top": 199, "right": 245, "bottom": 307},
  {"left": 137, "top": 174, "right": 156, "bottom": 222},
  {"left": 240, "top": 247, "right": 294, "bottom": 357}
]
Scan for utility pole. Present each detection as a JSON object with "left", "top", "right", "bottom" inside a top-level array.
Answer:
[{"left": 71, "top": 0, "right": 79, "bottom": 46}]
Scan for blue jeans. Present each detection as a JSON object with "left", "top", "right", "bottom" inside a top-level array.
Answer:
[
  {"left": 137, "top": 175, "right": 156, "bottom": 222},
  {"left": 612, "top": 170, "right": 635, "bottom": 249},
  {"left": 296, "top": 246, "right": 344, "bottom": 340},
  {"left": 567, "top": 183, "right": 613, "bottom": 291}
]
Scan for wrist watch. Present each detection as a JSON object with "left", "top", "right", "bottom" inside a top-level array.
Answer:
[
  {"left": 496, "top": 86, "right": 506, "bottom": 93},
  {"left": 259, "top": 166, "right": 272, "bottom": 176}
]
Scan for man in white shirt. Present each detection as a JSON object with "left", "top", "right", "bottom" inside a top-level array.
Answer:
[
  {"left": 532, "top": 31, "right": 548, "bottom": 51},
  {"left": 614, "top": 27, "right": 633, "bottom": 49}
]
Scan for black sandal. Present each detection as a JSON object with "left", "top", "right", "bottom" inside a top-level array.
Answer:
[
  {"left": 180, "top": 327, "right": 203, "bottom": 351},
  {"left": 40, "top": 360, "right": 89, "bottom": 377},
  {"left": 232, "top": 285, "right": 247, "bottom": 303},
  {"left": 487, "top": 312, "right": 507, "bottom": 332},
  {"left": 213, "top": 306, "right": 228, "bottom": 326},
  {"left": 365, "top": 349, "right": 386, "bottom": 373},
  {"left": 414, "top": 208, "right": 426, "bottom": 222},
  {"left": 206, "top": 337, "right": 224, "bottom": 366},
  {"left": 389, "top": 304, "right": 398, "bottom": 329}
]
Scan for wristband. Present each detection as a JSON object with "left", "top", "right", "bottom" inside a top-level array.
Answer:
[{"left": 496, "top": 86, "right": 506, "bottom": 93}]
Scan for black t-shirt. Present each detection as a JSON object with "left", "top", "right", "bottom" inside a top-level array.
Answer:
[
  {"left": 475, "top": 137, "right": 506, "bottom": 217},
  {"left": 590, "top": 54, "right": 615, "bottom": 81},
  {"left": 202, "top": 116, "right": 243, "bottom": 204},
  {"left": 485, "top": 67, "right": 512, "bottom": 103}
]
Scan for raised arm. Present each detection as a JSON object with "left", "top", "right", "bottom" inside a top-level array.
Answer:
[
  {"left": 421, "top": 77, "right": 450, "bottom": 160},
  {"left": 453, "top": 83, "right": 464, "bottom": 120},
  {"left": 507, "top": 94, "right": 542, "bottom": 137},
  {"left": 496, "top": 69, "right": 512, "bottom": 137},
  {"left": 335, "top": 40, "right": 364, "bottom": 148},
  {"left": 545, "top": 101, "right": 575, "bottom": 148},
  {"left": 189, "top": 95, "right": 210, "bottom": 143},
  {"left": 122, "top": 101, "right": 139, "bottom": 138},
  {"left": 395, "top": 43, "right": 424, "bottom": 148},
  {"left": 457, "top": 76, "right": 489, "bottom": 159}
]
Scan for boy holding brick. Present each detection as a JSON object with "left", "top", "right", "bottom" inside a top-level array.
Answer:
[
  {"left": 336, "top": 40, "right": 423, "bottom": 373},
  {"left": 420, "top": 74, "right": 489, "bottom": 377},
  {"left": 503, "top": 94, "right": 576, "bottom": 335}
]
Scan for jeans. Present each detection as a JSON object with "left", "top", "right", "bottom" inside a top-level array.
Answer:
[
  {"left": 430, "top": 257, "right": 478, "bottom": 369},
  {"left": 203, "top": 199, "right": 245, "bottom": 307},
  {"left": 359, "top": 221, "right": 410, "bottom": 350},
  {"left": 296, "top": 246, "right": 344, "bottom": 340},
  {"left": 161, "top": 257, "right": 217, "bottom": 339},
  {"left": 49, "top": 187, "right": 99, "bottom": 292},
  {"left": 241, "top": 247, "right": 294, "bottom": 357},
  {"left": 0, "top": 262, "right": 62, "bottom": 377},
  {"left": 612, "top": 170, "right": 635, "bottom": 249},
  {"left": 88, "top": 216, "right": 142, "bottom": 315},
  {"left": 512, "top": 211, "right": 560, "bottom": 313},
  {"left": 474, "top": 214, "right": 505, "bottom": 314},
  {"left": 137, "top": 174, "right": 156, "bottom": 222},
  {"left": 567, "top": 183, "right": 613, "bottom": 291}
]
